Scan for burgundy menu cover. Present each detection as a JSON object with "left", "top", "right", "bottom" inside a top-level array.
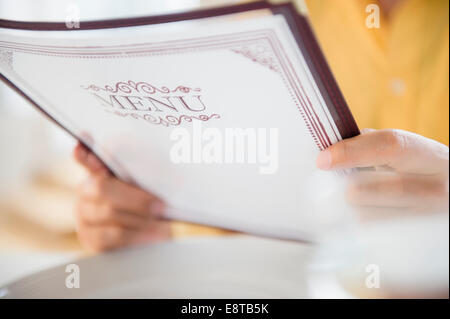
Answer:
[{"left": 0, "top": 1, "right": 358, "bottom": 241}]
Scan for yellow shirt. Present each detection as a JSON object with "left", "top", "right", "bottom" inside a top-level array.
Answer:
[{"left": 302, "top": 0, "right": 449, "bottom": 145}]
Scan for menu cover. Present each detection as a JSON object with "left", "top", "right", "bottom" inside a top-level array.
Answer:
[{"left": 0, "top": 1, "right": 359, "bottom": 241}]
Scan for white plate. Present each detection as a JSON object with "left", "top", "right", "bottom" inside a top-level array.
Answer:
[{"left": 0, "top": 236, "right": 312, "bottom": 298}]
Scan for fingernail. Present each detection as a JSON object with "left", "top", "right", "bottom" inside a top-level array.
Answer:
[
  {"left": 150, "top": 202, "right": 166, "bottom": 217},
  {"left": 316, "top": 150, "right": 332, "bottom": 170},
  {"left": 86, "top": 153, "right": 101, "bottom": 169},
  {"left": 75, "top": 144, "right": 87, "bottom": 159}
]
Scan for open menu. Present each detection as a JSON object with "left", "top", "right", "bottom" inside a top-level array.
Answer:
[{"left": 0, "top": 1, "right": 359, "bottom": 241}]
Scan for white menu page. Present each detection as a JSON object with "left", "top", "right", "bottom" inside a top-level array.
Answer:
[{"left": 0, "top": 7, "right": 355, "bottom": 241}]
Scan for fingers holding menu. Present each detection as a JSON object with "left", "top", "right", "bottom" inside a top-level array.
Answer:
[
  {"left": 73, "top": 142, "right": 110, "bottom": 176},
  {"left": 316, "top": 129, "right": 449, "bottom": 175},
  {"left": 73, "top": 142, "right": 169, "bottom": 252}
]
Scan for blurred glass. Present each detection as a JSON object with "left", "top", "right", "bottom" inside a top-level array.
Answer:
[{"left": 305, "top": 171, "right": 449, "bottom": 298}]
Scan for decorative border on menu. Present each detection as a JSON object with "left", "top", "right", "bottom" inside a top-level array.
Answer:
[
  {"left": 0, "top": 29, "right": 335, "bottom": 150},
  {"left": 0, "top": 0, "right": 359, "bottom": 141}
]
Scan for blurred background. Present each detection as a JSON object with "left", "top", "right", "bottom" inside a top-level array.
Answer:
[{"left": 0, "top": 0, "right": 241, "bottom": 286}]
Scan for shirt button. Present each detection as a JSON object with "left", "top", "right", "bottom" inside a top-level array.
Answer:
[{"left": 389, "top": 78, "right": 406, "bottom": 96}]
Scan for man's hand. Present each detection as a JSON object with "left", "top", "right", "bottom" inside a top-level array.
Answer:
[
  {"left": 73, "top": 142, "right": 171, "bottom": 252},
  {"left": 316, "top": 129, "right": 449, "bottom": 212}
]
